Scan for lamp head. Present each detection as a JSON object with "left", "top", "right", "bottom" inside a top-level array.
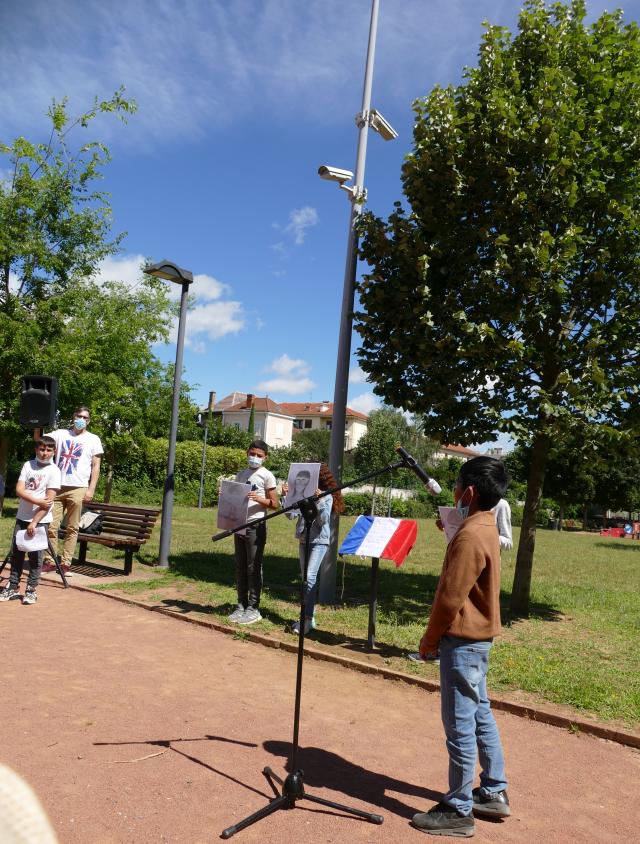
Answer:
[{"left": 143, "top": 259, "right": 193, "bottom": 285}]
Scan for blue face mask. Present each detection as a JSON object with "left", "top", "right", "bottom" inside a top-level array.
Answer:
[
  {"left": 247, "top": 455, "right": 263, "bottom": 469},
  {"left": 73, "top": 417, "right": 87, "bottom": 431}
]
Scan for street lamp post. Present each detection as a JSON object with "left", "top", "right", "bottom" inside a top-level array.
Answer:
[
  {"left": 143, "top": 259, "right": 193, "bottom": 567},
  {"left": 318, "top": 0, "right": 397, "bottom": 602},
  {"left": 198, "top": 390, "right": 216, "bottom": 509}
]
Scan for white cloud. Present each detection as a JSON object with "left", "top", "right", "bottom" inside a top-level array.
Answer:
[
  {"left": 265, "top": 354, "right": 310, "bottom": 377},
  {"left": 258, "top": 376, "right": 315, "bottom": 395},
  {"left": 97, "top": 256, "right": 246, "bottom": 350},
  {"left": 349, "top": 392, "right": 380, "bottom": 415},
  {"left": 257, "top": 354, "right": 315, "bottom": 395},
  {"left": 284, "top": 206, "right": 319, "bottom": 245},
  {"left": 1, "top": 1, "right": 523, "bottom": 148},
  {"left": 96, "top": 254, "right": 147, "bottom": 289},
  {"left": 349, "top": 366, "right": 369, "bottom": 385}
]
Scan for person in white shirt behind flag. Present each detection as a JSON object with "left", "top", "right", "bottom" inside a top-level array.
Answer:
[
  {"left": 492, "top": 498, "right": 513, "bottom": 550},
  {"left": 41, "top": 406, "right": 103, "bottom": 576}
]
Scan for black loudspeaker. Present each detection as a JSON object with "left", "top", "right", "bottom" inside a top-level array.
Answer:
[{"left": 19, "top": 375, "right": 58, "bottom": 428}]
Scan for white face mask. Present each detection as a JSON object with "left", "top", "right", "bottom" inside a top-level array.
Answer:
[
  {"left": 456, "top": 486, "right": 474, "bottom": 520},
  {"left": 248, "top": 455, "right": 264, "bottom": 469}
]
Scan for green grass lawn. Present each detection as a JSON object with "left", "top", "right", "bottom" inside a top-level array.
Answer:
[{"left": 2, "top": 500, "right": 638, "bottom": 727}]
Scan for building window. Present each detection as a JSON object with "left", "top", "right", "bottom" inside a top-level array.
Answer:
[
  {"left": 324, "top": 421, "right": 332, "bottom": 430},
  {"left": 293, "top": 419, "right": 302, "bottom": 429},
  {"left": 304, "top": 419, "right": 312, "bottom": 429}
]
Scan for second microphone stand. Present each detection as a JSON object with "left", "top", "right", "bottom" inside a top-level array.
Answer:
[{"left": 215, "top": 458, "right": 410, "bottom": 839}]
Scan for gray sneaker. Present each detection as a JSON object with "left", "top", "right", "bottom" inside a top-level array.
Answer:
[
  {"left": 23, "top": 588, "right": 38, "bottom": 605},
  {"left": 238, "top": 607, "right": 262, "bottom": 625},
  {"left": 228, "top": 605, "right": 246, "bottom": 623},
  {"left": 0, "top": 586, "right": 21, "bottom": 602},
  {"left": 472, "top": 787, "right": 510, "bottom": 818},
  {"left": 412, "top": 802, "right": 475, "bottom": 837}
]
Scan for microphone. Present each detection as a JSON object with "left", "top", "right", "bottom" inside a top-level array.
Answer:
[{"left": 395, "top": 445, "right": 442, "bottom": 495}]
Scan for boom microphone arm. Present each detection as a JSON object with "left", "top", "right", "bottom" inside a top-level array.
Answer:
[{"left": 395, "top": 445, "right": 442, "bottom": 495}]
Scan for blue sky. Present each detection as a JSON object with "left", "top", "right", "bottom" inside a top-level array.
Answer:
[{"left": 2, "top": 0, "right": 637, "bottom": 451}]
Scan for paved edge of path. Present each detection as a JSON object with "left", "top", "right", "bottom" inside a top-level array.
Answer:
[{"left": 67, "top": 580, "right": 640, "bottom": 750}]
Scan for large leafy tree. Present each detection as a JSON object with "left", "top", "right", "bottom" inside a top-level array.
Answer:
[
  {"left": 0, "top": 89, "right": 137, "bottom": 474},
  {"left": 355, "top": 1, "right": 640, "bottom": 613}
]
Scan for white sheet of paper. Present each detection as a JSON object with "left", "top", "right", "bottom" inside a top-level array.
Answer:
[
  {"left": 438, "top": 506, "right": 465, "bottom": 543},
  {"left": 217, "top": 479, "right": 250, "bottom": 534},
  {"left": 356, "top": 517, "right": 401, "bottom": 558},
  {"left": 15, "top": 527, "right": 49, "bottom": 552}
]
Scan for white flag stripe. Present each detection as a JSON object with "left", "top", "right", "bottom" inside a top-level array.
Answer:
[{"left": 356, "top": 518, "right": 401, "bottom": 557}]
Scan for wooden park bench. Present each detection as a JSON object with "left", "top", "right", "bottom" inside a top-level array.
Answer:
[{"left": 73, "top": 502, "right": 161, "bottom": 575}]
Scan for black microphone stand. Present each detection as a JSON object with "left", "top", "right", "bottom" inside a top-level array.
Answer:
[{"left": 215, "top": 458, "right": 409, "bottom": 839}]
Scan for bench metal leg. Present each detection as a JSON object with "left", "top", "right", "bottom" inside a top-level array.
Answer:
[
  {"left": 78, "top": 542, "right": 87, "bottom": 565},
  {"left": 124, "top": 547, "right": 133, "bottom": 576}
]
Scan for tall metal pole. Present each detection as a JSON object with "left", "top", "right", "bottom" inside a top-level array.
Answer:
[
  {"left": 320, "top": 0, "right": 380, "bottom": 603},
  {"left": 198, "top": 390, "right": 216, "bottom": 509},
  {"left": 158, "top": 279, "right": 191, "bottom": 567}
]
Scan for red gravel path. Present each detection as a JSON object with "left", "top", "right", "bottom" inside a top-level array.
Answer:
[{"left": 2, "top": 580, "right": 639, "bottom": 842}]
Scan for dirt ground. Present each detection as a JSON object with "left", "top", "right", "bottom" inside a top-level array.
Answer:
[{"left": 2, "top": 577, "right": 639, "bottom": 843}]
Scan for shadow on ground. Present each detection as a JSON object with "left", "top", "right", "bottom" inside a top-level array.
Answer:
[
  {"left": 165, "top": 549, "right": 563, "bottom": 626},
  {"left": 263, "top": 740, "right": 440, "bottom": 819}
]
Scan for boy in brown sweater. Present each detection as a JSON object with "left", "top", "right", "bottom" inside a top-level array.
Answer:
[{"left": 413, "top": 456, "right": 510, "bottom": 838}]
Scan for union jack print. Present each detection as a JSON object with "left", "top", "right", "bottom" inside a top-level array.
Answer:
[{"left": 58, "top": 439, "right": 84, "bottom": 477}]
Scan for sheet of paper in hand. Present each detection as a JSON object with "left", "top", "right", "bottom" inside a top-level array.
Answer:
[
  {"left": 217, "top": 479, "right": 250, "bottom": 534},
  {"left": 16, "top": 526, "right": 49, "bottom": 552},
  {"left": 438, "top": 506, "right": 465, "bottom": 543}
]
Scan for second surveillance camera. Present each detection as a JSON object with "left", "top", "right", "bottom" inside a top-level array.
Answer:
[{"left": 318, "top": 165, "right": 354, "bottom": 184}]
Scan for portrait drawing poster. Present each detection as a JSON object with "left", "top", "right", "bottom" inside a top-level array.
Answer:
[
  {"left": 217, "top": 479, "right": 250, "bottom": 533},
  {"left": 284, "top": 462, "right": 320, "bottom": 509}
]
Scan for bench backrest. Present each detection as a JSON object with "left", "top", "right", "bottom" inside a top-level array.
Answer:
[{"left": 84, "top": 503, "right": 160, "bottom": 543}]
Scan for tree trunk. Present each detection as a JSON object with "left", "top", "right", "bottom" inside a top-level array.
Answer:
[
  {"left": 0, "top": 435, "right": 9, "bottom": 478},
  {"left": 104, "top": 462, "right": 114, "bottom": 503},
  {"left": 0, "top": 435, "right": 8, "bottom": 514},
  {"left": 510, "top": 432, "right": 551, "bottom": 616}
]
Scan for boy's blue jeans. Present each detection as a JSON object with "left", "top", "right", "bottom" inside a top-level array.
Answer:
[
  {"left": 439, "top": 635, "right": 507, "bottom": 816},
  {"left": 298, "top": 543, "right": 329, "bottom": 618}
]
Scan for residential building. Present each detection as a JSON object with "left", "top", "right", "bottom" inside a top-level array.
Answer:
[
  {"left": 432, "top": 443, "right": 484, "bottom": 462},
  {"left": 279, "top": 401, "right": 369, "bottom": 451},
  {"left": 213, "top": 393, "right": 294, "bottom": 449}
]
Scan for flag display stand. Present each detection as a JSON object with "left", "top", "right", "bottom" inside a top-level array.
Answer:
[{"left": 339, "top": 516, "right": 418, "bottom": 650}]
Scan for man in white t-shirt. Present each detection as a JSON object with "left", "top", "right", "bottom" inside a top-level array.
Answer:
[
  {"left": 42, "top": 405, "right": 104, "bottom": 574},
  {"left": 0, "top": 437, "right": 61, "bottom": 604}
]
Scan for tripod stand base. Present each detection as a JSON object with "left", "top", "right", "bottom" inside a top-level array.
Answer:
[{"left": 221, "top": 766, "right": 383, "bottom": 839}]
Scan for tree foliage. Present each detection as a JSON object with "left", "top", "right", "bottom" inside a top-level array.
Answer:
[
  {"left": 0, "top": 90, "right": 138, "bottom": 474},
  {"left": 354, "top": 1, "right": 640, "bottom": 612}
]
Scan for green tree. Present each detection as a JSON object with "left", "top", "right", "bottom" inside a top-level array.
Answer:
[
  {"left": 353, "top": 409, "right": 399, "bottom": 512},
  {"left": 247, "top": 404, "right": 255, "bottom": 437},
  {"left": 0, "top": 89, "right": 136, "bottom": 475},
  {"left": 355, "top": 1, "right": 640, "bottom": 613}
]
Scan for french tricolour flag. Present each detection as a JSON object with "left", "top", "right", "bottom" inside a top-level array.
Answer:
[{"left": 339, "top": 516, "right": 418, "bottom": 567}]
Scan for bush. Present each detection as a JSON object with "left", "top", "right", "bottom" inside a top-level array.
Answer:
[
  {"left": 98, "top": 438, "right": 247, "bottom": 507},
  {"left": 342, "top": 492, "right": 435, "bottom": 518}
]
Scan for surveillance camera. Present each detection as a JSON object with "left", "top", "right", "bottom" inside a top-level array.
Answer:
[
  {"left": 369, "top": 109, "right": 398, "bottom": 141},
  {"left": 318, "top": 165, "right": 354, "bottom": 184}
]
